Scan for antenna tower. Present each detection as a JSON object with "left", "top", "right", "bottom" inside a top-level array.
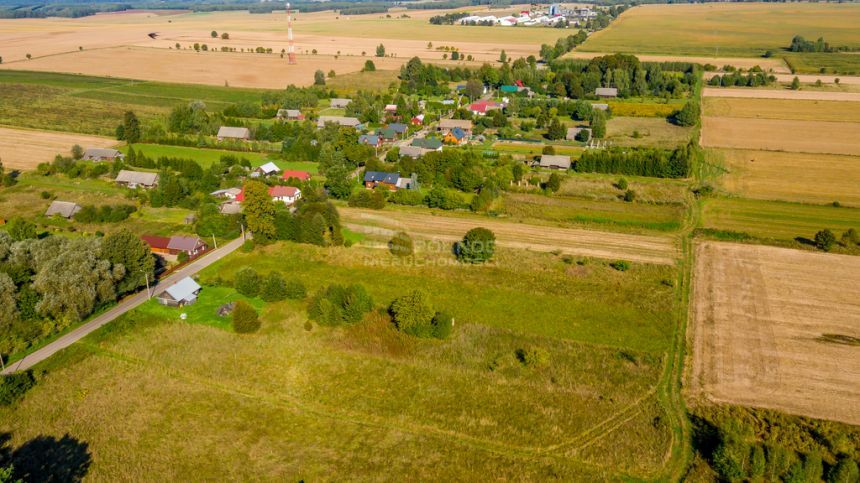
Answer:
[{"left": 287, "top": 2, "right": 297, "bottom": 64}]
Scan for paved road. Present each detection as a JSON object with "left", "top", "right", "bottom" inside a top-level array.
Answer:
[{"left": 1, "top": 235, "right": 246, "bottom": 374}]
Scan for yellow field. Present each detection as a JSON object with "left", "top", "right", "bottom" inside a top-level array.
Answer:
[
  {"left": 0, "top": 7, "right": 561, "bottom": 87},
  {"left": 703, "top": 97, "right": 860, "bottom": 123},
  {"left": 701, "top": 117, "right": 860, "bottom": 156},
  {"left": 0, "top": 126, "right": 117, "bottom": 171},
  {"left": 712, "top": 148, "right": 860, "bottom": 206},
  {"left": 580, "top": 3, "right": 860, "bottom": 57}
]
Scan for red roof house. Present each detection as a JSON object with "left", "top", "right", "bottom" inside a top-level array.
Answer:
[{"left": 281, "top": 170, "right": 311, "bottom": 182}]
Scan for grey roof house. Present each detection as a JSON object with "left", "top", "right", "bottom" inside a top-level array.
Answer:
[
  {"left": 317, "top": 116, "right": 361, "bottom": 129},
  {"left": 217, "top": 126, "right": 251, "bottom": 140},
  {"left": 595, "top": 87, "right": 618, "bottom": 98},
  {"left": 44, "top": 201, "right": 81, "bottom": 219},
  {"left": 538, "top": 155, "right": 572, "bottom": 170},
  {"left": 330, "top": 98, "right": 352, "bottom": 108},
  {"left": 82, "top": 148, "right": 124, "bottom": 162},
  {"left": 115, "top": 170, "right": 159, "bottom": 188},
  {"left": 167, "top": 236, "right": 208, "bottom": 257},
  {"left": 157, "top": 277, "right": 202, "bottom": 307}
]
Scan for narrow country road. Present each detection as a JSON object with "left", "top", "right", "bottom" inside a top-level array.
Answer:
[{"left": 1, "top": 235, "right": 247, "bottom": 375}]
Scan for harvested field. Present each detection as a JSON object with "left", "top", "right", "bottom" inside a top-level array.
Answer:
[
  {"left": 340, "top": 207, "right": 678, "bottom": 265},
  {"left": 703, "top": 97, "right": 860, "bottom": 123},
  {"left": 566, "top": 51, "right": 789, "bottom": 73},
  {"left": 714, "top": 148, "right": 860, "bottom": 206},
  {"left": 703, "top": 87, "right": 860, "bottom": 102},
  {"left": 0, "top": 126, "right": 117, "bottom": 171},
  {"left": 605, "top": 116, "right": 692, "bottom": 148},
  {"left": 701, "top": 117, "right": 860, "bottom": 156},
  {"left": 689, "top": 241, "right": 860, "bottom": 425}
]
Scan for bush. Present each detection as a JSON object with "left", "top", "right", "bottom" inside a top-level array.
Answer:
[
  {"left": 234, "top": 267, "right": 261, "bottom": 297},
  {"left": 348, "top": 189, "right": 386, "bottom": 209},
  {"left": 241, "top": 239, "right": 255, "bottom": 252},
  {"left": 623, "top": 189, "right": 636, "bottom": 202},
  {"left": 284, "top": 279, "right": 307, "bottom": 299},
  {"left": 841, "top": 228, "right": 859, "bottom": 246},
  {"left": 231, "top": 300, "right": 260, "bottom": 333},
  {"left": 616, "top": 177, "right": 628, "bottom": 190},
  {"left": 546, "top": 173, "right": 562, "bottom": 193},
  {"left": 431, "top": 311, "right": 453, "bottom": 339},
  {"left": 515, "top": 347, "right": 548, "bottom": 368},
  {"left": 177, "top": 251, "right": 189, "bottom": 263},
  {"left": 388, "top": 231, "right": 414, "bottom": 257},
  {"left": 260, "top": 272, "right": 288, "bottom": 302},
  {"left": 390, "top": 289, "right": 435, "bottom": 337},
  {"left": 828, "top": 457, "right": 859, "bottom": 483},
  {"left": 610, "top": 260, "right": 630, "bottom": 271},
  {"left": 308, "top": 284, "right": 373, "bottom": 326},
  {"left": 0, "top": 371, "right": 36, "bottom": 406},
  {"left": 456, "top": 227, "right": 495, "bottom": 264},
  {"left": 389, "top": 189, "right": 425, "bottom": 206},
  {"left": 814, "top": 229, "right": 836, "bottom": 251}
]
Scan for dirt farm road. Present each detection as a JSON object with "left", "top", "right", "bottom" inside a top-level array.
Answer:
[{"left": 2, "top": 235, "right": 246, "bottom": 375}]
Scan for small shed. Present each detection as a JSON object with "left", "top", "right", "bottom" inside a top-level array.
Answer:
[
  {"left": 82, "top": 148, "right": 124, "bottom": 162},
  {"left": 217, "top": 126, "right": 251, "bottom": 141},
  {"left": 44, "top": 201, "right": 81, "bottom": 219},
  {"left": 595, "top": 88, "right": 618, "bottom": 98},
  {"left": 538, "top": 155, "right": 572, "bottom": 170},
  {"left": 116, "top": 170, "right": 159, "bottom": 189},
  {"left": 157, "top": 277, "right": 202, "bottom": 307},
  {"left": 256, "top": 162, "right": 281, "bottom": 176}
]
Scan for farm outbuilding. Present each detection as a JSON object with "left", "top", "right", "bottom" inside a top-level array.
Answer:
[
  {"left": 538, "top": 155, "right": 572, "bottom": 170},
  {"left": 217, "top": 126, "right": 251, "bottom": 141},
  {"left": 157, "top": 277, "right": 202, "bottom": 307},
  {"left": 44, "top": 201, "right": 81, "bottom": 219},
  {"left": 115, "top": 170, "right": 159, "bottom": 189},
  {"left": 82, "top": 148, "right": 124, "bottom": 162},
  {"left": 595, "top": 88, "right": 618, "bottom": 98}
]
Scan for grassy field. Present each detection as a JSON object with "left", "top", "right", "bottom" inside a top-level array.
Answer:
[
  {"left": 126, "top": 144, "right": 319, "bottom": 172},
  {"left": 0, "top": 241, "right": 678, "bottom": 479},
  {"left": 326, "top": 69, "right": 401, "bottom": 94},
  {"left": 605, "top": 117, "right": 691, "bottom": 148},
  {"left": 712, "top": 148, "right": 860, "bottom": 206},
  {"left": 703, "top": 96, "right": 860, "bottom": 123},
  {"left": 606, "top": 99, "right": 682, "bottom": 118},
  {"left": 782, "top": 51, "right": 860, "bottom": 75},
  {"left": 700, "top": 197, "right": 860, "bottom": 242},
  {"left": 580, "top": 3, "right": 860, "bottom": 58}
]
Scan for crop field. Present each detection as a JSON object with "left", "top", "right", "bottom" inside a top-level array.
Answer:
[
  {"left": 712, "top": 148, "right": 860, "bottom": 206},
  {"left": 700, "top": 197, "right": 860, "bottom": 242},
  {"left": 701, "top": 117, "right": 860, "bottom": 156},
  {"left": 580, "top": 3, "right": 860, "bottom": 58},
  {"left": 782, "top": 51, "right": 860, "bottom": 75},
  {"left": 501, "top": 192, "right": 684, "bottom": 234},
  {"left": 605, "top": 117, "right": 691, "bottom": 149},
  {"left": 0, "top": 241, "right": 679, "bottom": 479},
  {"left": 0, "top": 126, "right": 117, "bottom": 171},
  {"left": 689, "top": 241, "right": 860, "bottom": 425},
  {"left": 341, "top": 206, "right": 678, "bottom": 265},
  {"left": 703, "top": 97, "right": 860, "bottom": 123}
]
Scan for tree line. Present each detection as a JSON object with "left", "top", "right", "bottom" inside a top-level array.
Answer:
[{"left": 574, "top": 142, "right": 697, "bottom": 179}]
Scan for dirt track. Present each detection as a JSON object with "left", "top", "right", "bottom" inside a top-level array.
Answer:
[
  {"left": 689, "top": 241, "right": 860, "bottom": 425},
  {"left": 0, "top": 126, "right": 117, "bottom": 171},
  {"left": 341, "top": 207, "right": 678, "bottom": 265},
  {"left": 703, "top": 87, "right": 860, "bottom": 101}
]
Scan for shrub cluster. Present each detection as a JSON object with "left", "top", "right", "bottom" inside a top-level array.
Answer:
[
  {"left": 0, "top": 371, "right": 36, "bottom": 406},
  {"left": 389, "top": 290, "right": 452, "bottom": 339},
  {"left": 231, "top": 300, "right": 260, "bottom": 333},
  {"left": 307, "top": 284, "right": 374, "bottom": 326},
  {"left": 72, "top": 204, "right": 136, "bottom": 223}
]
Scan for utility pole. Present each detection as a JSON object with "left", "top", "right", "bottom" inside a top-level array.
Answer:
[
  {"left": 144, "top": 271, "right": 151, "bottom": 299},
  {"left": 241, "top": 223, "right": 246, "bottom": 241},
  {"left": 212, "top": 233, "right": 218, "bottom": 249}
]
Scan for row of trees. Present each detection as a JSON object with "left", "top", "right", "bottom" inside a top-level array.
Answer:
[{"left": 574, "top": 142, "right": 697, "bottom": 179}]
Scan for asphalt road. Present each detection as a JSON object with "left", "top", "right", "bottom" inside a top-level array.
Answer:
[{"left": 1, "top": 235, "right": 246, "bottom": 375}]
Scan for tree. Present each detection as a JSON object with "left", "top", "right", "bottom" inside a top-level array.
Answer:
[
  {"left": 7, "top": 217, "right": 36, "bottom": 241},
  {"left": 673, "top": 100, "right": 700, "bottom": 127},
  {"left": 260, "top": 272, "right": 288, "bottom": 302},
  {"left": 623, "top": 189, "right": 636, "bottom": 202},
  {"left": 25, "top": 54, "right": 31, "bottom": 60},
  {"left": 814, "top": 229, "right": 836, "bottom": 251},
  {"left": 234, "top": 267, "right": 261, "bottom": 297},
  {"left": 590, "top": 110, "right": 607, "bottom": 139},
  {"left": 790, "top": 76, "right": 801, "bottom": 90},
  {"left": 323, "top": 163, "right": 353, "bottom": 200},
  {"left": 545, "top": 117, "right": 566, "bottom": 140},
  {"left": 388, "top": 231, "right": 414, "bottom": 257},
  {"left": 390, "top": 289, "right": 435, "bottom": 337},
  {"left": 362, "top": 60, "right": 376, "bottom": 72},
  {"left": 456, "top": 227, "right": 495, "bottom": 263},
  {"left": 232, "top": 300, "right": 260, "bottom": 333},
  {"left": 499, "top": 50, "right": 507, "bottom": 63},
  {"left": 242, "top": 181, "right": 277, "bottom": 240},
  {"left": 122, "top": 111, "right": 140, "bottom": 144},
  {"left": 828, "top": 457, "right": 859, "bottom": 483},
  {"left": 314, "top": 69, "right": 326, "bottom": 86},
  {"left": 99, "top": 230, "right": 155, "bottom": 295},
  {"left": 328, "top": 69, "right": 336, "bottom": 78},
  {"left": 841, "top": 228, "right": 859, "bottom": 246},
  {"left": 546, "top": 173, "right": 562, "bottom": 192},
  {"left": 221, "top": 32, "right": 229, "bottom": 40},
  {"left": 211, "top": 30, "right": 218, "bottom": 38},
  {"left": 375, "top": 43, "right": 386, "bottom": 57},
  {"left": 431, "top": 312, "right": 453, "bottom": 339},
  {"left": 0, "top": 273, "right": 18, "bottom": 334},
  {"left": 71, "top": 144, "right": 84, "bottom": 160},
  {"left": 616, "top": 177, "right": 628, "bottom": 190},
  {"left": 465, "top": 79, "right": 483, "bottom": 100}
]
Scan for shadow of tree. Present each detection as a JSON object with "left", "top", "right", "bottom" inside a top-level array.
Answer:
[
  {"left": 11, "top": 434, "right": 91, "bottom": 482},
  {"left": 794, "top": 236, "right": 816, "bottom": 247}
]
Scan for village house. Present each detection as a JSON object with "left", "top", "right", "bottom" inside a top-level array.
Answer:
[
  {"left": 281, "top": 170, "right": 311, "bottom": 182},
  {"left": 468, "top": 100, "right": 503, "bottom": 116},
  {"left": 388, "top": 123, "right": 408, "bottom": 136},
  {"left": 210, "top": 187, "right": 242, "bottom": 200},
  {"left": 443, "top": 128, "right": 468, "bottom": 145},
  {"left": 438, "top": 119, "right": 472, "bottom": 134},
  {"left": 317, "top": 116, "right": 361, "bottom": 129},
  {"left": 358, "top": 134, "right": 382, "bottom": 147},
  {"left": 157, "top": 277, "right": 202, "bottom": 307},
  {"left": 399, "top": 146, "right": 428, "bottom": 159},
  {"left": 141, "top": 235, "right": 208, "bottom": 259},
  {"left": 115, "top": 170, "right": 159, "bottom": 189},
  {"left": 595, "top": 88, "right": 618, "bottom": 98},
  {"left": 44, "top": 200, "right": 81, "bottom": 219},
  {"left": 254, "top": 162, "right": 281, "bottom": 177},
  {"left": 538, "top": 154, "right": 572, "bottom": 170},
  {"left": 330, "top": 98, "right": 352, "bottom": 109},
  {"left": 364, "top": 171, "right": 400, "bottom": 191},
  {"left": 276, "top": 109, "right": 304, "bottom": 121},
  {"left": 217, "top": 126, "right": 251, "bottom": 141},
  {"left": 410, "top": 114, "right": 425, "bottom": 126},
  {"left": 377, "top": 128, "right": 397, "bottom": 142},
  {"left": 383, "top": 104, "right": 398, "bottom": 114},
  {"left": 411, "top": 137, "right": 443, "bottom": 151},
  {"left": 269, "top": 185, "right": 302, "bottom": 205},
  {"left": 140, "top": 235, "right": 172, "bottom": 256},
  {"left": 82, "top": 148, "right": 124, "bottom": 162}
]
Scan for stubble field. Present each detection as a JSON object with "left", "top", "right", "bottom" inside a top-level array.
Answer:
[
  {"left": 0, "top": 126, "right": 117, "bottom": 170},
  {"left": 701, "top": 117, "right": 860, "bottom": 156},
  {"left": 689, "top": 241, "right": 860, "bottom": 425},
  {"left": 703, "top": 87, "right": 860, "bottom": 101}
]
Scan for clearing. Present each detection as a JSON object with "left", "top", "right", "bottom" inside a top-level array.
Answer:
[
  {"left": 0, "top": 126, "right": 117, "bottom": 171},
  {"left": 701, "top": 117, "right": 860, "bottom": 156},
  {"left": 340, "top": 206, "right": 679, "bottom": 265},
  {"left": 711, "top": 148, "right": 860, "bottom": 206},
  {"left": 689, "top": 241, "right": 860, "bottom": 425}
]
